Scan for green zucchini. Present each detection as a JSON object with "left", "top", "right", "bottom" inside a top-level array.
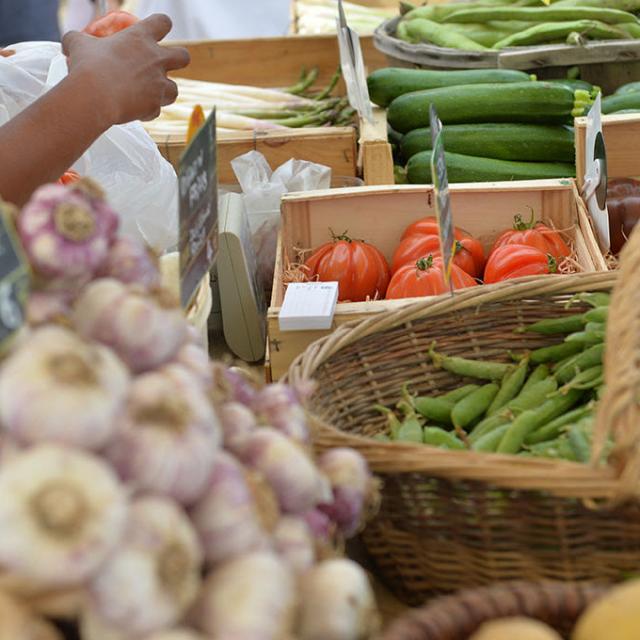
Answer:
[
  {"left": 367, "top": 68, "right": 533, "bottom": 108},
  {"left": 387, "top": 82, "right": 592, "bottom": 133},
  {"left": 602, "top": 92, "right": 640, "bottom": 114},
  {"left": 406, "top": 151, "right": 576, "bottom": 184},
  {"left": 615, "top": 81, "right": 640, "bottom": 95},
  {"left": 545, "top": 78, "right": 600, "bottom": 96},
  {"left": 400, "top": 123, "right": 575, "bottom": 163}
]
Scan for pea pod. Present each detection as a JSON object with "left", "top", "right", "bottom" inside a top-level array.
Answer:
[
  {"left": 570, "top": 291, "right": 610, "bottom": 308},
  {"left": 520, "top": 364, "right": 550, "bottom": 394},
  {"left": 497, "top": 388, "right": 583, "bottom": 454},
  {"left": 567, "top": 421, "right": 592, "bottom": 463},
  {"left": 584, "top": 306, "right": 608, "bottom": 323},
  {"left": 443, "top": 6, "right": 639, "bottom": 25},
  {"left": 555, "top": 343, "right": 604, "bottom": 384},
  {"left": 373, "top": 434, "right": 391, "bottom": 442},
  {"left": 559, "top": 364, "right": 603, "bottom": 393},
  {"left": 396, "top": 418, "right": 424, "bottom": 443},
  {"left": 521, "top": 313, "right": 585, "bottom": 335},
  {"left": 429, "top": 346, "right": 513, "bottom": 381},
  {"left": 565, "top": 329, "right": 605, "bottom": 345},
  {"left": 405, "top": 18, "right": 488, "bottom": 51},
  {"left": 487, "top": 358, "right": 529, "bottom": 415},
  {"left": 472, "top": 424, "right": 510, "bottom": 453},
  {"left": 442, "top": 384, "right": 481, "bottom": 403},
  {"left": 525, "top": 404, "right": 593, "bottom": 445},
  {"left": 414, "top": 396, "right": 454, "bottom": 425},
  {"left": 451, "top": 383, "right": 500, "bottom": 430},
  {"left": 530, "top": 340, "right": 583, "bottom": 364},
  {"left": 423, "top": 427, "right": 466, "bottom": 450},
  {"left": 374, "top": 405, "right": 401, "bottom": 438}
]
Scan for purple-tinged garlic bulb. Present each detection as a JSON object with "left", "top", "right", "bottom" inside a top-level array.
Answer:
[
  {"left": 191, "top": 451, "right": 275, "bottom": 566},
  {"left": 0, "top": 325, "right": 129, "bottom": 450},
  {"left": 318, "top": 448, "right": 377, "bottom": 538},
  {"left": 273, "top": 516, "right": 316, "bottom": 574},
  {"left": 303, "top": 508, "right": 335, "bottom": 546},
  {"left": 98, "top": 236, "right": 161, "bottom": 290},
  {"left": 146, "top": 631, "right": 205, "bottom": 640},
  {"left": 239, "top": 428, "right": 331, "bottom": 514},
  {"left": 73, "top": 278, "right": 187, "bottom": 373},
  {"left": 17, "top": 179, "right": 118, "bottom": 283},
  {"left": 198, "top": 551, "right": 295, "bottom": 639},
  {"left": 25, "top": 290, "right": 72, "bottom": 326},
  {"left": 251, "top": 383, "right": 310, "bottom": 444},
  {"left": 211, "top": 363, "right": 257, "bottom": 406},
  {"left": 218, "top": 401, "right": 257, "bottom": 455},
  {"left": 106, "top": 367, "right": 220, "bottom": 505},
  {"left": 90, "top": 496, "right": 202, "bottom": 637},
  {"left": 0, "top": 445, "right": 127, "bottom": 587},
  {"left": 173, "top": 343, "right": 213, "bottom": 390}
]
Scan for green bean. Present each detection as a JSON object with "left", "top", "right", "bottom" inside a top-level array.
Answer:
[
  {"left": 396, "top": 418, "right": 424, "bottom": 443},
  {"left": 414, "top": 396, "right": 454, "bottom": 425},
  {"left": 526, "top": 436, "right": 568, "bottom": 460},
  {"left": 429, "top": 346, "right": 513, "bottom": 381},
  {"left": 472, "top": 424, "right": 510, "bottom": 453},
  {"left": 452, "top": 383, "right": 500, "bottom": 430},
  {"left": 520, "top": 364, "right": 550, "bottom": 394},
  {"left": 567, "top": 423, "right": 591, "bottom": 463},
  {"left": 405, "top": 18, "right": 488, "bottom": 50},
  {"left": 493, "top": 20, "right": 629, "bottom": 49},
  {"left": 487, "top": 358, "right": 529, "bottom": 416},
  {"left": 525, "top": 404, "right": 593, "bottom": 445},
  {"left": 555, "top": 343, "right": 604, "bottom": 384},
  {"left": 565, "top": 330, "right": 605, "bottom": 345},
  {"left": 584, "top": 306, "right": 608, "bottom": 323},
  {"left": 497, "top": 388, "right": 583, "bottom": 454},
  {"left": 553, "top": 0, "right": 640, "bottom": 12},
  {"left": 521, "top": 313, "right": 585, "bottom": 335},
  {"left": 423, "top": 427, "right": 466, "bottom": 450},
  {"left": 530, "top": 341, "right": 583, "bottom": 364},
  {"left": 442, "top": 384, "right": 481, "bottom": 403},
  {"left": 559, "top": 365, "right": 603, "bottom": 393},
  {"left": 585, "top": 322, "right": 605, "bottom": 333},
  {"left": 443, "top": 6, "right": 639, "bottom": 25},
  {"left": 571, "top": 291, "right": 611, "bottom": 308}
]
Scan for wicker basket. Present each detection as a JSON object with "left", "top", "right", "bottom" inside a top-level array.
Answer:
[
  {"left": 382, "top": 581, "right": 608, "bottom": 640},
  {"left": 287, "top": 227, "right": 640, "bottom": 603}
]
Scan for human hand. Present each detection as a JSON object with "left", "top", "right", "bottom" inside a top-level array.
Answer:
[
  {"left": 0, "top": 49, "right": 14, "bottom": 58},
  {"left": 62, "top": 14, "right": 189, "bottom": 126}
]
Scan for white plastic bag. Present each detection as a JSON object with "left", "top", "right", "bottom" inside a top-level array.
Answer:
[{"left": 0, "top": 43, "right": 178, "bottom": 252}]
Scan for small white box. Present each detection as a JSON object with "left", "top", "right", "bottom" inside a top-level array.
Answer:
[{"left": 278, "top": 282, "right": 339, "bottom": 331}]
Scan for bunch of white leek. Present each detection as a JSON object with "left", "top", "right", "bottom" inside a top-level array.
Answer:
[{"left": 294, "top": 0, "right": 394, "bottom": 35}]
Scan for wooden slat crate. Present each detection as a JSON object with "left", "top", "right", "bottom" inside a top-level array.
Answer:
[
  {"left": 267, "top": 180, "right": 604, "bottom": 379},
  {"left": 359, "top": 108, "right": 395, "bottom": 185}
]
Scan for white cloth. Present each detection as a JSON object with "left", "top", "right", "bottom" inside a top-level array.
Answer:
[{"left": 135, "top": 0, "right": 291, "bottom": 40}]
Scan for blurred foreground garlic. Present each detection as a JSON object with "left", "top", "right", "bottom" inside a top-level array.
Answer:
[
  {"left": 90, "top": 496, "right": 203, "bottom": 636},
  {"left": 106, "top": 367, "right": 221, "bottom": 505},
  {"left": 98, "top": 236, "right": 161, "bottom": 290},
  {"left": 0, "top": 325, "right": 129, "bottom": 449},
  {"left": 146, "top": 630, "right": 205, "bottom": 640},
  {"left": 0, "top": 589, "right": 63, "bottom": 640},
  {"left": 73, "top": 278, "right": 187, "bottom": 373},
  {"left": 0, "top": 446, "right": 127, "bottom": 587},
  {"left": 198, "top": 551, "right": 295, "bottom": 638},
  {"left": 273, "top": 516, "right": 316, "bottom": 574}
]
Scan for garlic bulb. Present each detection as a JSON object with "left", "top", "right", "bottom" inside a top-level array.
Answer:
[
  {"left": 25, "top": 290, "right": 71, "bottom": 326},
  {"left": 98, "top": 236, "right": 161, "bottom": 290},
  {"left": 73, "top": 278, "right": 187, "bottom": 373},
  {"left": 16, "top": 179, "right": 118, "bottom": 283},
  {"left": 191, "top": 451, "right": 273, "bottom": 565},
  {"left": 240, "top": 428, "right": 330, "bottom": 514},
  {"left": 0, "top": 445, "right": 127, "bottom": 587},
  {"left": 199, "top": 551, "right": 295, "bottom": 639},
  {"left": 297, "top": 559, "right": 379, "bottom": 640},
  {"left": 303, "top": 508, "right": 335, "bottom": 545},
  {"left": 174, "top": 343, "right": 213, "bottom": 390},
  {"left": 79, "top": 607, "right": 129, "bottom": 640},
  {"left": 218, "top": 401, "right": 257, "bottom": 455},
  {"left": 90, "top": 496, "right": 203, "bottom": 637},
  {"left": 106, "top": 367, "right": 221, "bottom": 505},
  {"left": 0, "top": 590, "right": 63, "bottom": 640},
  {"left": 273, "top": 516, "right": 316, "bottom": 574},
  {"left": 252, "top": 383, "right": 310, "bottom": 444},
  {"left": 146, "top": 630, "right": 205, "bottom": 640},
  {"left": 0, "top": 325, "right": 129, "bottom": 450}
]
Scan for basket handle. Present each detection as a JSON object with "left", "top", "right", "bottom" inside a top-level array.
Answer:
[{"left": 593, "top": 225, "right": 640, "bottom": 499}]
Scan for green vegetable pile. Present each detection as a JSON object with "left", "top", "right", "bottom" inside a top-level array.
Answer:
[
  {"left": 375, "top": 291, "right": 611, "bottom": 462},
  {"left": 395, "top": 0, "right": 640, "bottom": 51},
  {"left": 602, "top": 80, "right": 640, "bottom": 114}
]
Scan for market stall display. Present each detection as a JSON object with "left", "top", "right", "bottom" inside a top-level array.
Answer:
[
  {"left": 0, "top": 178, "right": 381, "bottom": 639},
  {"left": 292, "top": 0, "right": 395, "bottom": 35}
]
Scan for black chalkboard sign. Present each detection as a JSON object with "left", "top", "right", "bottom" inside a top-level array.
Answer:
[
  {"left": 178, "top": 109, "right": 218, "bottom": 309},
  {"left": 0, "top": 203, "right": 28, "bottom": 348}
]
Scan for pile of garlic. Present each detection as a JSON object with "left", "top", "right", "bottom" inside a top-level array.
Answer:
[{"left": 0, "top": 178, "right": 380, "bottom": 640}]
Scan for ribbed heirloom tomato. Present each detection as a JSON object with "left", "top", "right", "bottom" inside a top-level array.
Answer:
[
  {"left": 304, "top": 233, "right": 391, "bottom": 302},
  {"left": 386, "top": 255, "right": 478, "bottom": 299},
  {"left": 84, "top": 11, "right": 139, "bottom": 37},
  {"left": 395, "top": 216, "right": 484, "bottom": 278},
  {"left": 483, "top": 245, "right": 557, "bottom": 284},
  {"left": 490, "top": 212, "right": 570, "bottom": 260}
]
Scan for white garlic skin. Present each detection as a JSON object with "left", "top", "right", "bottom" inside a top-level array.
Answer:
[
  {"left": 0, "top": 590, "right": 63, "bottom": 640},
  {"left": 145, "top": 630, "right": 205, "bottom": 640},
  {"left": 191, "top": 451, "right": 269, "bottom": 566},
  {"left": 298, "top": 559, "right": 379, "bottom": 640},
  {"left": 199, "top": 551, "right": 295, "bottom": 639},
  {"left": 0, "top": 445, "right": 128, "bottom": 588},
  {"left": 106, "top": 367, "right": 221, "bottom": 505},
  {"left": 218, "top": 401, "right": 257, "bottom": 456},
  {"left": 173, "top": 343, "right": 213, "bottom": 390},
  {"left": 90, "top": 496, "right": 203, "bottom": 637},
  {"left": 273, "top": 516, "right": 316, "bottom": 574},
  {"left": 73, "top": 278, "right": 187, "bottom": 373},
  {"left": 0, "top": 326, "right": 129, "bottom": 450},
  {"left": 251, "top": 383, "right": 310, "bottom": 444}
]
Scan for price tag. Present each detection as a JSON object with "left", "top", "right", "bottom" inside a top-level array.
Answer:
[
  {"left": 178, "top": 108, "right": 218, "bottom": 309},
  {"left": 581, "top": 93, "right": 609, "bottom": 251},
  {"left": 278, "top": 282, "right": 339, "bottom": 331},
  {"left": 0, "top": 203, "right": 29, "bottom": 350},
  {"left": 429, "top": 105, "right": 455, "bottom": 288},
  {"left": 336, "top": 0, "right": 373, "bottom": 124}
]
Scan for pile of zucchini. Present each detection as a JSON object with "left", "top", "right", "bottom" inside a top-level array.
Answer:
[
  {"left": 396, "top": 0, "right": 640, "bottom": 51},
  {"left": 602, "top": 80, "right": 640, "bottom": 114},
  {"left": 375, "top": 292, "right": 610, "bottom": 463},
  {"left": 369, "top": 67, "right": 594, "bottom": 183}
]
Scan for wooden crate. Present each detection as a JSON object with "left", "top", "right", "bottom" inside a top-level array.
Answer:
[
  {"left": 267, "top": 180, "right": 603, "bottom": 379},
  {"left": 358, "top": 108, "right": 395, "bottom": 185}
]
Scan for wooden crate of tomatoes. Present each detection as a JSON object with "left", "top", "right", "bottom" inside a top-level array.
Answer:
[{"left": 267, "top": 180, "right": 604, "bottom": 379}]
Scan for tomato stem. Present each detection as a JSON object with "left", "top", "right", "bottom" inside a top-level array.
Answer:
[
  {"left": 329, "top": 228, "right": 352, "bottom": 243},
  {"left": 416, "top": 255, "right": 434, "bottom": 271},
  {"left": 547, "top": 254, "right": 558, "bottom": 274},
  {"left": 513, "top": 206, "right": 537, "bottom": 231}
]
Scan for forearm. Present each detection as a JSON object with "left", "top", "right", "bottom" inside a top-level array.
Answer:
[{"left": 0, "top": 69, "right": 110, "bottom": 206}]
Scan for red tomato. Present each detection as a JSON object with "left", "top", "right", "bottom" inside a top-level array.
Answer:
[
  {"left": 490, "top": 212, "right": 571, "bottom": 261},
  {"left": 392, "top": 235, "right": 484, "bottom": 278},
  {"left": 304, "top": 234, "right": 390, "bottom": 302},
  {"left": 400, "top": 216, "right": 468, "bottom": 242},
  {"left": 386, "top": 255, "right": 478, "bottom": 299},
  {"left": 58, "top": 170, "right": 81, "bottom": 185},
  {"left": 84, "top": 11, "right": 139, "bottom": 37},
  {"left": 483, "top": 245, "right": 557, "bottom": 284}
]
